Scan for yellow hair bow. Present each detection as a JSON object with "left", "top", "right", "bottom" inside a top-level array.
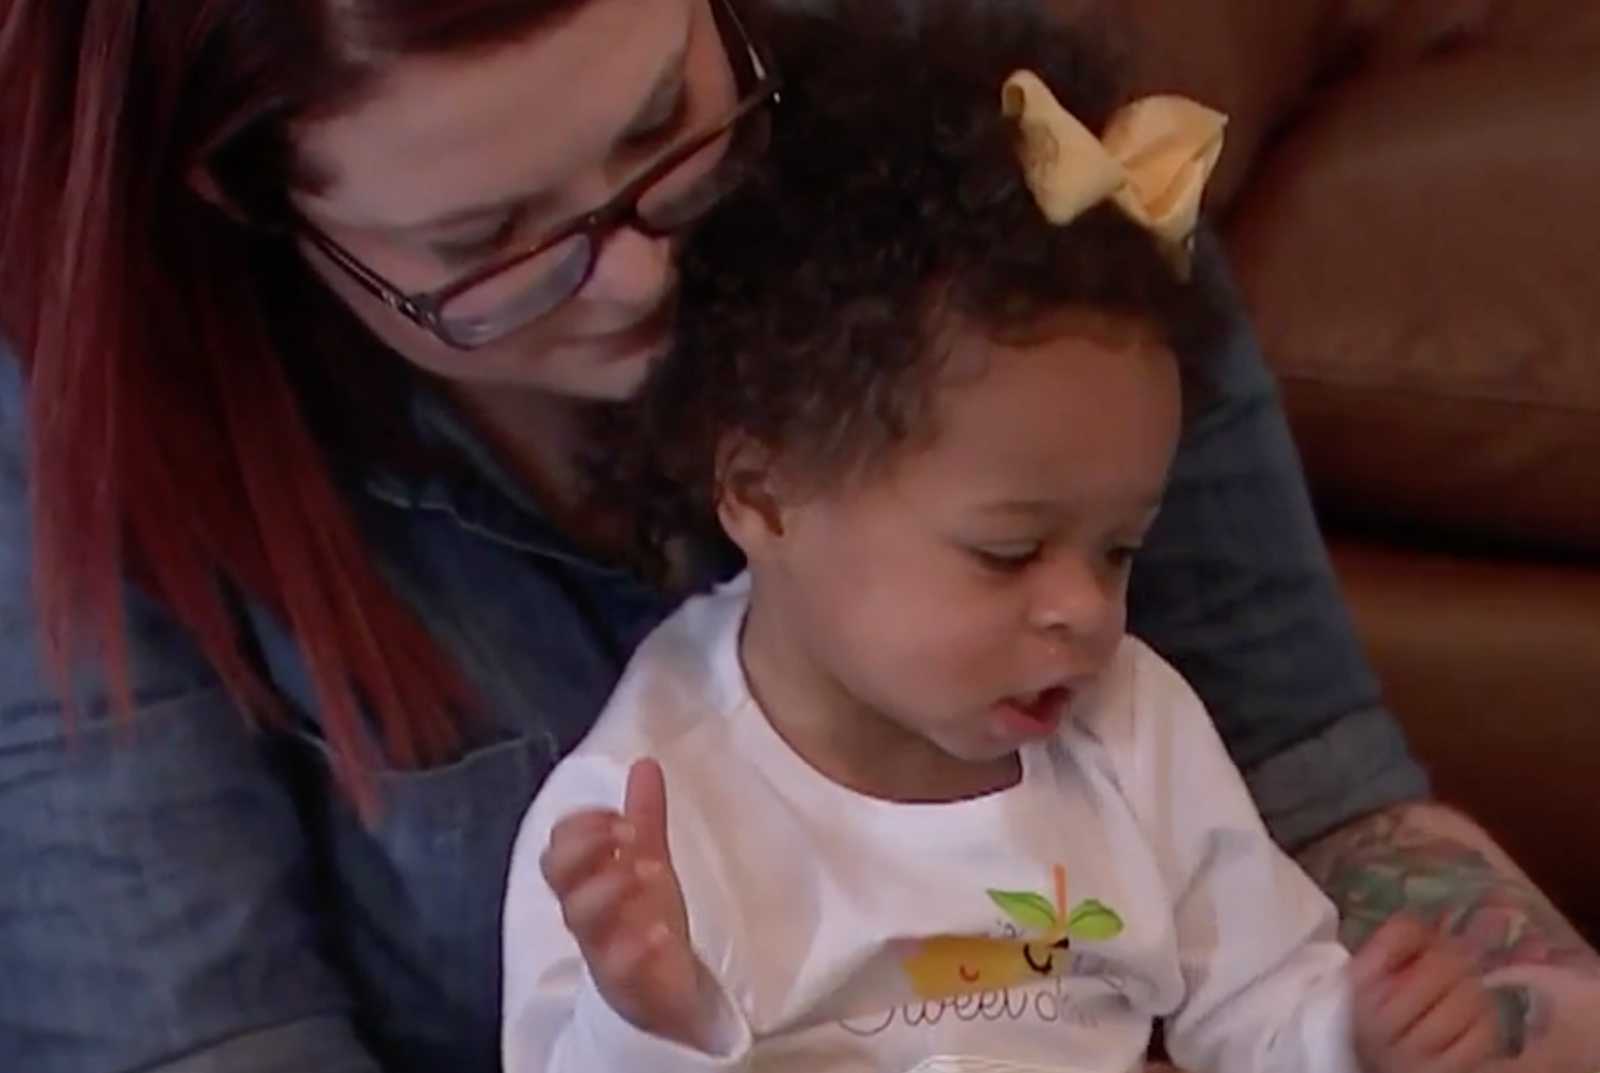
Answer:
[{"left": 1002, "top": 70, "right": 1228, "bottom": 275}]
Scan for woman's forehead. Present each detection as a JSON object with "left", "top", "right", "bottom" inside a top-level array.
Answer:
[{"left": 293, "top": 0, "right": 696, "bottom": 231}]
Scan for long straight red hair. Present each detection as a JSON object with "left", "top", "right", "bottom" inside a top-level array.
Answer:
[{"left": 0, "top": 0, "right": 582, "bottom": 797}]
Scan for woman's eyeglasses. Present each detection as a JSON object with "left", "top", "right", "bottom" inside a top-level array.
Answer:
[{"left": 299, "top": 0, "right": 780, "bottom": 351}]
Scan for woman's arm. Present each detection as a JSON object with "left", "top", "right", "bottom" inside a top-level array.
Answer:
[
  {"left": 0, "top": 655, "right": 390, "bottom": 1073},
  {"left": 1298, "top": 803, "right": 1600, "bottom": 1068},
  {"left": 0, "top": 349, "right": 399, "bottom": 1073}
]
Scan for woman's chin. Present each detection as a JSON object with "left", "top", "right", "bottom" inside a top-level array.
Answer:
[
  {"left": 545, "top": 316, "right": 677, "bottom": 399},
  {"left": 463, "top": 335, "right": 665, "bottom": 401},
  {"left": 576, "top": 338, "right": 669, "bottom": 400}
]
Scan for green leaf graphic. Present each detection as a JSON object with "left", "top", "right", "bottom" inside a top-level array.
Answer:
[
  {"left": 987, "top": 889, "right": 1059, "bottom": 932},
  {"left": 1065, "top": 899, "right": 1124, "bottom": 941}
]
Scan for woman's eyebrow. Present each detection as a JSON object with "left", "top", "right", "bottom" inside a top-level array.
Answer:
[{"left": 403, "top": 45, "right": 691, "bottom": 236}]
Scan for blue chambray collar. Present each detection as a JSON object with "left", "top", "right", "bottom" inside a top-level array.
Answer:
[{"left": 357, "top": 382, "right": 631, "bottom": 578}]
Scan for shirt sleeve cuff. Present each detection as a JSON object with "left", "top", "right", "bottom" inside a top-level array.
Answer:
[
  {"left": 572, "top": 974, "right": 752, "bottom": 1072},
  {"left": 1243, "top": 704, "right": 1431, "bottom": 851},
  {"left": 1287, "top": 963, "right": 1362, "bottom": 1073}
]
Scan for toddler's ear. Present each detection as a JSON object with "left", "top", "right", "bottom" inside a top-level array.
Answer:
[{"left": 714, "top": 434, "right": 789, "bottom": 561}]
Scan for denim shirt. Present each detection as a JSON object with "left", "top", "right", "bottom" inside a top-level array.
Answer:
[{"left": 0, "top": 238, "right": 1428, "bottom": 1073}]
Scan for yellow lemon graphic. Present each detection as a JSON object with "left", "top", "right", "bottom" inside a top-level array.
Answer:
[{"left": 901, "top": 865, "right": 1123, "bottom": 1001}]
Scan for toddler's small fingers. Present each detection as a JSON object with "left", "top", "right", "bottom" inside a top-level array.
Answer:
[
  {"left": 1351, "top": 915, "right": 1433, "bottom": 989},
  {"left": 1424, "top": 929, "right": 1479, "bottom": 977},
  {"left": 1397, "top": 979, "right": 1494, "bottom": 1064},
  {"left": 548, "top": 809, "right": 625, "bottom": 843},
  {"left": 542, "top": 814, "right": 632, "bottom": 893},
  {"left": 559, "top": 860, "right": 640, "bottom": 940},
  {"left": 1358, "top": 946, "right": 1462, "bottom": 1046},
  {"left": 594, "top": 922, "right": 673, "bottom": 984},
  {"left": 1435, "top": 1014, "right": 1501, "bottom": 1073}
]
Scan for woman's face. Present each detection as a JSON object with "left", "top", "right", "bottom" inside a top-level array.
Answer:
[{"left": 291, "top": 0, "right": 737, "bottom": 400}]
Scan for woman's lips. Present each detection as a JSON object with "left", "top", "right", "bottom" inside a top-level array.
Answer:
[{"left": 563, "top": 291, "right": 680, "bottom": 362}]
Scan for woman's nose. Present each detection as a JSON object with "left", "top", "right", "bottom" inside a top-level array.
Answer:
[{"left": 582, "top": 226, "right": 675, "bottom": 309}]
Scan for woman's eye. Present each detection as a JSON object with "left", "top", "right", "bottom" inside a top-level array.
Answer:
[
  {"left": 623, "top": 86, "right": 692, "bottom": 152},
  {"left": 432, "top": 215, "right": 520, "bottom": 265},
  {"left": 970, "top": 545, "right": 1042, "bottom": 573}
]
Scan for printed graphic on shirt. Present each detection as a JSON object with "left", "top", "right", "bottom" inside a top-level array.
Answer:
[
  {"left": 902, "top": 864, "right": 1124, "bottom": 1001},
  {"left": 905, "top": 1058, "right": 1084, "bottom": 1073}
]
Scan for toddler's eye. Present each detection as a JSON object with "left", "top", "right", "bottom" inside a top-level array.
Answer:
[{"left": 970, "top": 544, "right": 1041, "bottom": 573}]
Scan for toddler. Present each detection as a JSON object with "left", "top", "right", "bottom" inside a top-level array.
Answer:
[{"left": 502, "top": 5, "right": 1497, "bottom": 1072}]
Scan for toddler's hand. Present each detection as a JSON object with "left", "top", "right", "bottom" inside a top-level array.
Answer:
[
  {"left": 542, "top": 759, "right": 722, "bottom": 1052},
  {"left": 1351, "top": 915, "right": 1499, "bottom": 1073}
]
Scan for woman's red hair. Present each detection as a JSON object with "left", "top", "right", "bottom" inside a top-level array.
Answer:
[{"left": 0, "top": 0, "right": 581, "bottom": 799}]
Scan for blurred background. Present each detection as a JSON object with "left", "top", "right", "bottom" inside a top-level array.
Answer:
[{"left": 1104, "top": 0, "right": 1599, "bottom": 940}]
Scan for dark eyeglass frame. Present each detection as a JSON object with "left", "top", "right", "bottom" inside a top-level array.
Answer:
[{"left": 298, "top": 0, "right": 780, "bottom": 351}]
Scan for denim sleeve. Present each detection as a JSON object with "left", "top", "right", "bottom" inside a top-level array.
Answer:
[
  {"left": 1127, "top": 232, "right": 1430, "bottom": 852},
  {"left": 0, "top": 361, "right": 383, "bottom": 1073}
]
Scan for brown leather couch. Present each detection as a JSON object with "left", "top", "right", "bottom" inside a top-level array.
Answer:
[{"left": 1114, "top": 0, "right": 1600, "bottom": 942}]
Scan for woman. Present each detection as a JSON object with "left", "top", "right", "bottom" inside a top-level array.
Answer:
[{"left": 3, "top": 1, "right": 1587, "bottom": 1072}]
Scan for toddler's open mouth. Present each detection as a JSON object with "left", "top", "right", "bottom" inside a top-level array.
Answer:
[{"left": 990, "top": 685, "right": 1074, "bottom": 741}]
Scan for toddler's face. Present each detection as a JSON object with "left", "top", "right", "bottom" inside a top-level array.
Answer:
[{"left": 753, "top": 314, "right": 1182, "bottom": 764}]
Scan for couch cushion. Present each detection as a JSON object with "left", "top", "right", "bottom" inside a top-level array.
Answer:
[
  {"left": 1224, "top": 49, "right": 1600, "bottom": 553},
  {"left": 1331, "top": 539, "right": 1600, "bottom": 945},
  {"left": 1110, "top": 0, "right": 1335, "bottom": 210}
]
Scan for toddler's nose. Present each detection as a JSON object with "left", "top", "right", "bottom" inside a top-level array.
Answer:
[{"left": 1027, "top": 555, "right": 1124, "bottom": 656}]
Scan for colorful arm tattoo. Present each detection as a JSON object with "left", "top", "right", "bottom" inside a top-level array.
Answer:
[{"left": 1297, "top": 803, "right": 1600, "bottom": 1063}]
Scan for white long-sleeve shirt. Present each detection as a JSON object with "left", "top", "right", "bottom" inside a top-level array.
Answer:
[{"left": 502, "top": 579, "right": 1361, "bottom": 1073}]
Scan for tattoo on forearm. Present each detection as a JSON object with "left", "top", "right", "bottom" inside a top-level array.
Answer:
[
  {"left": 1297, "top": 805, "right": 1599, "bottom": 1056},
  {"left": 1491, "top": 984, "right": 1536, "bottom": 1059},
  {"left": 1299, "top": 806, "right": 1594, "bottom": 970}
]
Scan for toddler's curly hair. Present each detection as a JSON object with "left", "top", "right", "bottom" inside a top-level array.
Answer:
[{"left": 618, "top": 0, "right": 1229, "bottom": 553}]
